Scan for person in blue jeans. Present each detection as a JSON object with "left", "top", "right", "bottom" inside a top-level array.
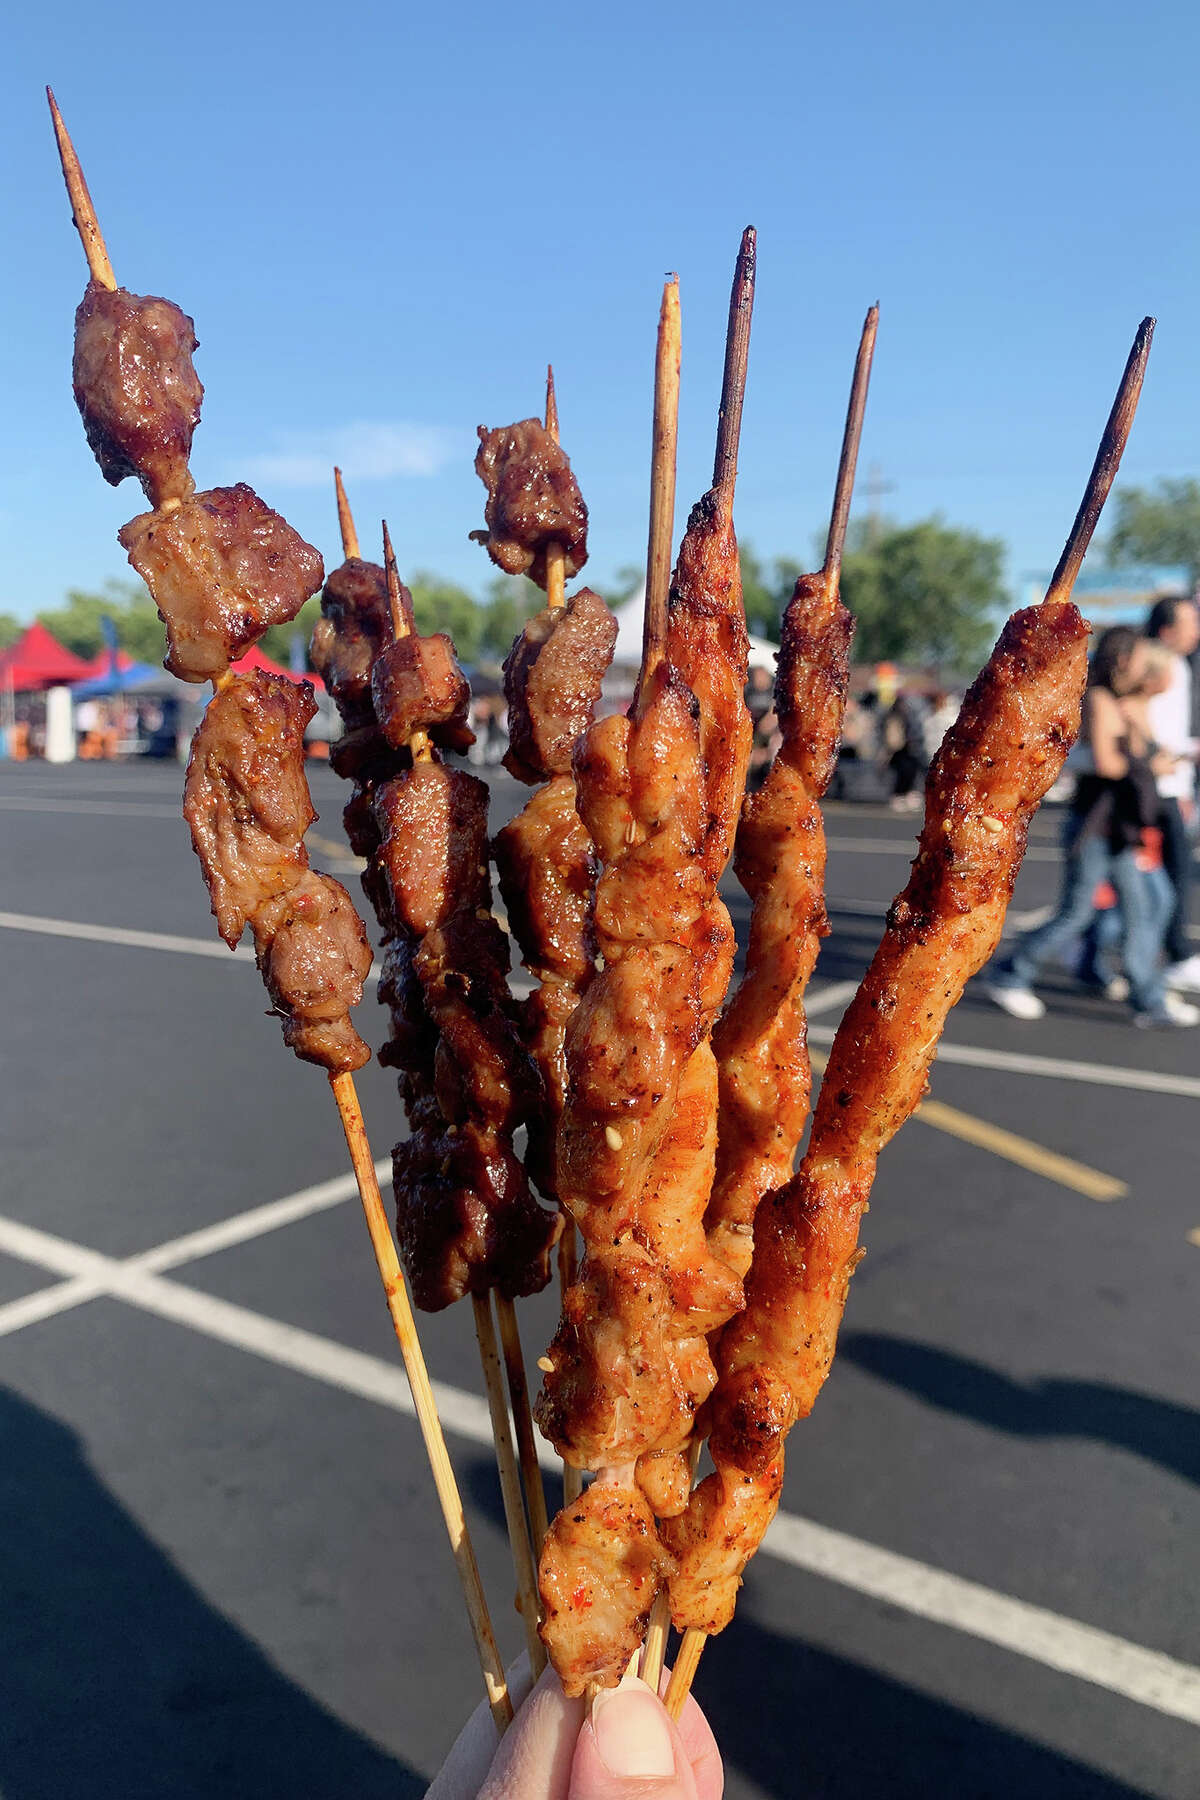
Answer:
[{"left": 986, "top": 628, "right": 1198, "bottom": 1029}]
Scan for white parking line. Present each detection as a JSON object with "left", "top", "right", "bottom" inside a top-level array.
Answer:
[
  {"left": 0, "top": 1200, "right": 1198, "bottom": 1725},
  {"left": 0, "top": 912, "right": 381, "bottom": 986},
  {"left": 0, "top": 795, "right": 182, "bottom": 817},
  {"left": 811, "top": 1024, "right": 1200, "bottom": 1101}
]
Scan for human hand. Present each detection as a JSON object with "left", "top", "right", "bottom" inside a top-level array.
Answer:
[{"left": 426, "top": 1658, "right": 723, "bottom": 1800}]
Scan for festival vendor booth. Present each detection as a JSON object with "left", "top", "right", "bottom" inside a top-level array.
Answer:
[{"left": 0, "top": 623, "right": 92, "bottom": 758}]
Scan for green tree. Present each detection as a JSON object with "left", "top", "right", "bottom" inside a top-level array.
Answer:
[
  {"left": 477, "top": 574, "right": 545, "bottom": 659},
  {"left": 0, "top": 613, "right": 20, "bottom": 650},
  {"left": 409, "top": 573, "right": 486, "bottom": 665},
  {"left": 38, "top": 579, "right": 166, "bottom": 662},
  {"left": 1107, "top": 478, "right": 1200, "bottom": 582},
  {"left": 838, "top": 517, "right": 1005, "bottom": 669}
]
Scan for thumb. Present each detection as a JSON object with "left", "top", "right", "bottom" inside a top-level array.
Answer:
[{"left": 569, "top": 1675, "right": 700, "bottom": 1800}]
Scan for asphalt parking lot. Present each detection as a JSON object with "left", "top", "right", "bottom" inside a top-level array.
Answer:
[{"left": 1, "top": 758, "right": 1197, "bottom": 1799}]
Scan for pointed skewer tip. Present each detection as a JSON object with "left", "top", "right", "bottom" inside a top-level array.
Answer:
[{"left": 46, "top": 86, "right": 116, "bottom": 290}]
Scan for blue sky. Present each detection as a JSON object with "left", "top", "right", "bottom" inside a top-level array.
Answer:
[{"left": 4, "top": 1, "right": 1198, "bottom": 623}]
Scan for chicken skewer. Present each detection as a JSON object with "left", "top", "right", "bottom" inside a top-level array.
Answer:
[
  {"left": 537, "top": 235, "right": 758, "bottom": 1695},
  {"left": 646, "top": 302, "right": 880, "bottom": 1697},
  {"left": 662, "top": 315, "right": 1155, "bottom": 1718},
  {"left": 707, "top": 303, "right": 878, "bottom": 1279},
  {"left": 49, "top": 88, "right": 514, "bottom": 1730},
  {"left": 475, "top": 369, "right": 619, "bottom": 1520}
]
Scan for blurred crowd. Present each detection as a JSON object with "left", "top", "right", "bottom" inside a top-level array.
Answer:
[{"left": 986, "top": 594, "right": 1200, "bottom": 1029}]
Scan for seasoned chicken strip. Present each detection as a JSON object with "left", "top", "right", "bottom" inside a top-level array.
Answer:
[{"left": 664, "top": 596, "right": 1090, "bottom": 1632}]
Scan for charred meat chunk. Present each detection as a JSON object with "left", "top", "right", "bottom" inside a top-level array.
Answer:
[
  {"left": 501, "top": 588, "right": 617, "bottom": 783},
  {"left": 121, "top": 484, "right": 324, "bottom": 683},
  {"left": 310, "top": 558, "right": 391, "bottom": 730},
  {"left": 73, "top": 280, "right": 203, "bottom": 508},
  {"left": 184, "top": 671, "right": 316, "bottom": 946},
  {"left": 473, "top": 418, "right": 588, "bottom": 589},
  {"left": 374, "top": 764, "right": 490, "bottom": 936},
  {"left": 371, "top": 633, "right": 473, "bottom": 755}
]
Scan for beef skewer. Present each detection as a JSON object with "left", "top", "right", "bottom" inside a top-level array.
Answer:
[
  {"left": 48, "top": 89, "right": 514, "bottom": 1731},
  {"left": 476, "top": 367, "right": 619, "bottom": 1518},
  {"left": 707, "top": 304, "right": 878, "bottom": 1279},
  {"left": 661, "top": 316, "right": 1155, "bottom": 1719},
  {"left": 537, "top": 235, "right": 758, "bottom": 1695},
  {"left": 314, "top": 483, "right": 554, "bottom": 1677}
]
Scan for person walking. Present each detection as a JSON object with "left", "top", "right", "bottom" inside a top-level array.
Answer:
[
  {"left": 1143, "top": 594, "right": 1200, "bottom": 992},
  {"left": 985, "top": 627, "right": 1197, "bottom": 1028}
]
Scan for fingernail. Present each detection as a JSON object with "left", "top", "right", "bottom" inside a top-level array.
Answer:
[{"left": 591, "top": 1675, "right": 677, "bottom": 1779}]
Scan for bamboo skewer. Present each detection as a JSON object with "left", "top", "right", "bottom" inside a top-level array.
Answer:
[
  {"left": 473, "top": 1293, "right": 547, "bottom": 1674},
  {"left": 46, "top": 88, "right": 514, "bottom": 1733},
  {"left": 47, "top": 88, "right": 116, "bottom": 291},
  {"left": 544, "top": 365, "right": 567, "bottom": 613},
  {"left": 823, "top": 305, "right": 880, "bottom": 581},
  {"left": 333, "top": 466, "right": 361, "bottom": 560},
  {"left": 638, "top": 276, "right": 682, "bottom": 705},
  {"left": 1044, "top": 317, "right": 1154, "bottom": 607},
  {"left": 495, "top": 1296, "right": 551, "bottom": 1554},
  {"left": 713, "top": 227, "right": 756, "bottom": 500},
  {"left": 333, "top": 1076, "right": 513, "bottom": 1728}
]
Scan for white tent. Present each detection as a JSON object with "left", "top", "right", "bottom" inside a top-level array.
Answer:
[{"left": 609, "top": 589, "right": 779, "bottom": 672}]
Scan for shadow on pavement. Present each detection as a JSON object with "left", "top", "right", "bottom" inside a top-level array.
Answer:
[
  {"left": 702, "top": 1594, "right": 1155, "bottom": 1800},
  {"left": 839, "top": 1332, "right": 1200, "bottom": 1486},
  {"left": 0, "top": 1386, "right": 423, "bottom": 1799}
]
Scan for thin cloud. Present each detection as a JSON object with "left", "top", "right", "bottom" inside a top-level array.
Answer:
[{"left": 246, "top": 421, "right": 462, "bottom": 487}]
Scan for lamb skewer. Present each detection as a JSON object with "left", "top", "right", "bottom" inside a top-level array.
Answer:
[
  {"left": 49, "top": 88, "right": 514, "bottom": 1731},
  {"left": 662, "top": 316, "right": 1155, "bottom": 1718}
]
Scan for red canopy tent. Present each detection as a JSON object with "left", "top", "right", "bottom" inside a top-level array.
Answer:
[
  {"left": 0, "top": 622, "right": 92, "bottom": 690},
  {"left": 229, "top": 643, "right": 325, "bottom": 690},
  {"left": 77, "top": 645, "right": 142, "bottom": 680}
]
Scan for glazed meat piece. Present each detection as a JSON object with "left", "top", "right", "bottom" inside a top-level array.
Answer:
[
  {"left": 539, "top": 1478, "right": 675, "bottom": 1696},
  {"left": 73, "top": 279, "right": 202, "bottom": 508},
  {"left": 310, "top": 558, "right": 391, "bottom": 731},
  {"left": 473, "top": 418, "right": 588, "bottom": 588},
  {"left": 501, "top": 589, "right": 618, "bottom": 783},
  {"left": 255, "top": 870, "right": 373, "bottom": 1072},
  {"left": 665, "top": 596, "right": 1090, "bottom": 1634},
  {"left": 183, "top": 670, "right": 316, "bottom": 946},
  {"left": 536, "top": 1246, "right": 702, "bottom": 1470},
  {"left": 393, "top": 1121, "right": 558, "bottom": 1311},
  {"left": 374, "top": 764, "right": 490, "bottom": 936},
  {"left": 371, "top": 632, "right": 473, "bottom": 754},
  {"left": 661, "top": 487, "right": 753, "bottom": 878},
  {"left": 707, "top": 570, "right": 853, "bottom": 1277},
  {"left": 120, "top": 484, "right": 324, "bottom": 683}
]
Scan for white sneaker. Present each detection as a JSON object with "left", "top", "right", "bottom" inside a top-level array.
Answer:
[
  {"left": 1163, "top": 990, "right": 1200, "bottom": 1026},
  {"left": 985, "top": 983, "right": 1045, "bottom": 1021},
  {"left": 1105, "top": 975, "right": 1131, "bottom": 1004},
  {"left": 1164, "top": 954, "right": 1200, "bottom": 994}
]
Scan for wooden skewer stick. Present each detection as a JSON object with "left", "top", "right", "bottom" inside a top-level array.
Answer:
[
  {"left": 46, "top": 89, "right": 116, "bottom": 291},
  {"left": 473, "top": 1293, "right": 548, "bottom": 1675},
  {"left": 640, "top": 1591, "right": 671, "bottom": 1694},
  {"left": 823, "top": 305, "right": 880, "bottom": 583},
  {"left": 544, "top": 366, "right": 567, "bottom": 612},
  {"left": 334, "top": 467, "right": 361, "bottom": 560},
  {"left": 638, "top": 276, "right": 682, "bottom": 707},
  {"left": 1044, "top": 316, "right": 1155, "bottom": 607},
  {"left": 331, "top": 1075, "right": 514, "bottom": 1728},
  {"left": 381, "top": 520, "right": 433, "bottom": 766},
  {"left": 664, "top": 1626, "right": 706, "bottom": 1721},
  {"left": 712, "top": 226, "right": 756, "bottom": 501},
  {"left": 495, "top": 1295, "right": 551, "bottom": 1554}
]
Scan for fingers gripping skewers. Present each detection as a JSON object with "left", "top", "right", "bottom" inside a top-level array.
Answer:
[
  {"left": 537, "top": 236, "right": 760, "bottom": 1696},
  {"left": 661, "top": 318, "right": 1155, "bottom": 1717},
  {"left": 706, "top": 305, "right": 878, "bottom": 1279},
  {"left": 49, "top": 91, "right": 514, "bottom": 1730}
]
